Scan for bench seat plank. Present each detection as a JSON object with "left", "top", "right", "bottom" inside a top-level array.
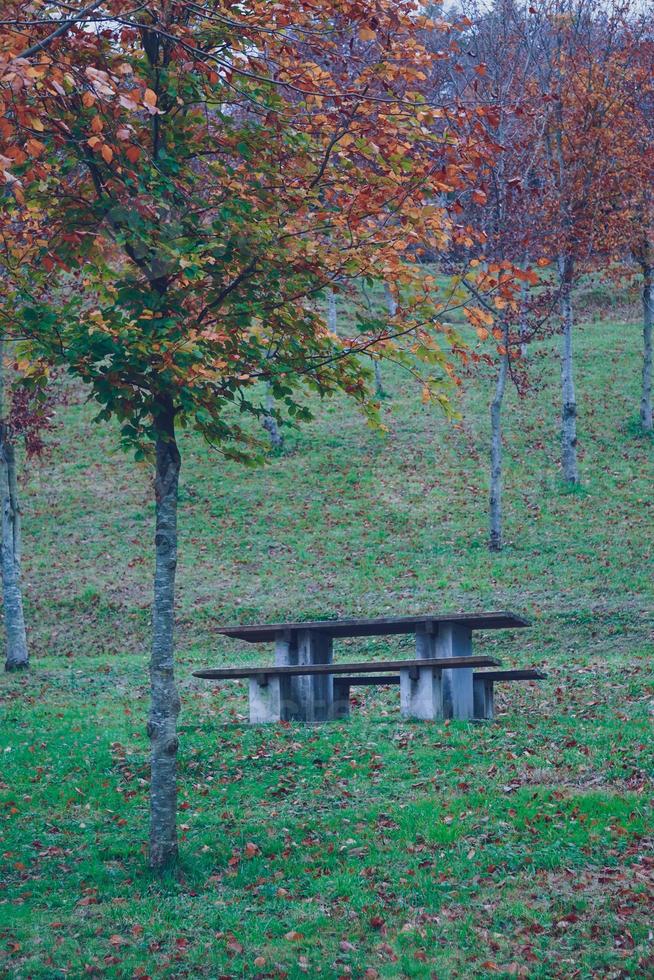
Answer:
[
  {"left": 473, "top": 669, "right": 546, "bottom": 721},
  {"left": 473, "top": 669, "right": 546, "bottom": 681},
  {"left": 193, "top": 655, "right": 499, "bottom": 681}
]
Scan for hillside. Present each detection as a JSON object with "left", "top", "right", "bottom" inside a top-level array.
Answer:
[{"left": 1, "top": 307, "right": 652, "bottom": 978}]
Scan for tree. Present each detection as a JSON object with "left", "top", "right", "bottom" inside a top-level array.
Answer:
[
  {"left": 0, "top": 331, "right": 56, "bottom": 671},
  {"left": 0, "top": 1, "right": 505, "bottom": 868},
  {"left": 446, "top": 0, "right": 546, "bottom": 550},
  {"left": 612, "top": 32, "right": 654, "bottom": 432},
  {"left": 523, "top": 0, "right": 640, "bottom": 483},
  {"left": 0, "top": 339, "right": 29, "bottom": 671}
]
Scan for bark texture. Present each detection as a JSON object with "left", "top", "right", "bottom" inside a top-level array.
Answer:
[
  {"left": 558, "top": 257, "right": 579, "bottom": 484},
  {"left": 1, "top": 436, "right": 29, "bottom": 671},
  {"left": 327, "top": 289, "right": 337, "bottom": 334},
  {"left": 641, "top": 262, "right": 653, "bottom": 431},
  {"left": 384, "top": 282, "right": 398, "bottom": 317},
  {"left": 148, "top": 401, "right": 181, "bottom": 870},
  {"left": 373, "top": 360, "right": 384, "bottom": 398},
  {"left": 262, "top": 385, "right": 283, "bottom": 450},
  {"left": 0, "top": 341, "right": 28, "bottom": 672},
  {"left": 489, "top": 341, "right": 509, "bottom": 552}
]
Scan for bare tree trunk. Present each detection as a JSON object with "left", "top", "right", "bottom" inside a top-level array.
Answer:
[
  {"left": 558, "top": 256, "right": 579, "bottom": 484},
  {"left": 371, "top": 282, "right": 397, "bottom": 398},
  {"left": 148, "top": 399, "right": 181, "bottom": 870},
  {"left": 519, "top": 278, "right": 529, "bottom": 360},
  {"left": 384, "top": 282, "right": 398, "bottom": 317},
  {"left": 641, "top": 261, "right": 653, "bottom": 431},
  {"left": 373, "top": 359, "right": 384, "bottom": 398},
  {"left": 327, "top": 289, "right": 337, "bottom": 334},
  {"left": 0, "top": 341, "right": 28, "bottom": 672},
  {"left": 489, "top": 334, "right": 509, "bottom": 552},
  {"left": 262, "top": 385, "right": 283, "bottom": 450}
]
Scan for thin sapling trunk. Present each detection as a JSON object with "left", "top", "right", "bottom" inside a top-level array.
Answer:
[
  {"left": 327, "top": 289, "right": 337, "bottom": 334},
  {"left": 262, "top": 384, "right": 283, "bottom": 450},
  {"left": 148, "top": 399, "right": 182, "bottom": 870},
  {"left": 558, "top": 256, "right": 579, "bottom": 484},
  {"left": 489, "top": 325, "right": 509, "bottom": 552},
  {"left": 0, "top": 340, "right": 29, "bottom": 671},
  {"left": 641, "top": 260, "right": 653, "bottom": 431}
]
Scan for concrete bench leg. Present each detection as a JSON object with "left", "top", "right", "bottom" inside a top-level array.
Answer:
[
  {"left": 415, "top": 623, "right": 474, "bottom": 720},
  {"left": 400, "top": 667, "right": 444, "bottom": 720},
  {"left": 274, "top": 629, "right": 334, "bottom": 722},
  {"left": 473, "top": 676, "right": 494, "bottom": 721},
  {"left": 332, "top": 679, "right": 351, "bottom": 719},
  {"left": 297, "top": 630, "right": 333, "bottom": 722},
  {"left": 249, "top": 675, "right": 283, "bottom": 724},
  {"left": 436, "top": 624, "right": 474, "bottom": 720}
]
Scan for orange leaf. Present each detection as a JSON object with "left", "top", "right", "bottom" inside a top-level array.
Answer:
[
  {"left": 126, "top": 145, "right": 140, "bottom": 163},
  {"left": 25, "top": 138, "right": 45, "bottom": 157},
  {"left": 359, "top": 27, "right": 376, "bottom": 41},
  {"left": 536, "top": 258, "right": 550, "bottom": 267},
  {"left": 101, "top": 144, "right": 114, "bottom": 163},
  {"left": 82, "top": 91, "right": 96, "bottom": 108},
  {"left": 143, "top": 88, "right": 157, "bottom": 107},
  {"left": 91, "top": 115, "right": 104, "bottom": 134}
]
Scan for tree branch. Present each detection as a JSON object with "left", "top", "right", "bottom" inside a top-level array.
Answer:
[{"left": 17, "top": 0, "right": 106, "bottom": 59}]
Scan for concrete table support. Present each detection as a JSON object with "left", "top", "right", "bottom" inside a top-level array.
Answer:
[
  {"left": 274, "top": 629, "right": 334, "bottom": 722},
  {"left": 332, "top": 678, "right": 351, "bottom": 719},
  {"left": 400, "top": 665, "right": 444, "bottom": 720},
  {"left": 473, "top": 675, "right": 494, "bottom": 720},
  {"left": 249, "top": 674, "right": 284, "bottom": 724},
  {"left": 414, "top": 621, "right": 474, "bottom": 720}
]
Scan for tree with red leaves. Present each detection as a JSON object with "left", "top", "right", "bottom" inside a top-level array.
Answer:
[{"left": 0, "top": 1, "right": 517, "bottom": 867}]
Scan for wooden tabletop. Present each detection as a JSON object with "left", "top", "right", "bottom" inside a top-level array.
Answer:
[{"left": 215, "top": 611, "right": 530, "bottom": 643}]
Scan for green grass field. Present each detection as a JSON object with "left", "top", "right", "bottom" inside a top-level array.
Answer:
[{"left": 1, "top": 293, "right": 652, "bottom": 978}]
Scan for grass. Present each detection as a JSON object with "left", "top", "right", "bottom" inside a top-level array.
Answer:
[{"left": 1, "top": 292, "right": 653, "bottom": 978}]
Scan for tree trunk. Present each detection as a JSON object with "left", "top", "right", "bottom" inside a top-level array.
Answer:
[
  {"left": 327, "top": 289, "right": 337, "bottom": 334},
  {"left": 384, "top": 282, "right": 398, "bottom": 317},
  {"left": 519, "top": 281, "right": 529, "bottom": 360},
  {"left": 1, "top": 436, "right": 29, "bottom": 671},
  {"left": 489, "top": 337, "right": 508, "bottom": 552},
  {"left": 0, "top": 339, "right": 29, "bottom": 672},
  {"left": 262, "top": 385, "right": 283, "bottom": 450},
  {"left": 558, "top": 257, "right": 579, "bottom": 484},
  {"left": 148, "top": 399, "right": 181, "bottom": 871},
  {"left": 641, "top": 262, "right": 653, "bottom": 431},
  {"left": 372, "top": 282, "right": 397, "bottom": 398},
  {"left": 373, "top": 359, "right": 384, "bottom": 398}
]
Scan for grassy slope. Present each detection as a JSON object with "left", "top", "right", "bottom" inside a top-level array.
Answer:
[{"left": 0, "top": 299, "right": 652, "bottom": 978}]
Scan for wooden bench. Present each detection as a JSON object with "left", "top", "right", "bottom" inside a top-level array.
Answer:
[
  {"left": 472, "top": 668, "right": 547, "bottom": 720},
  {"left": 326, "top": 668, "right": 547, "bottom": 721},
  {"left": 194, "top": 656, "right": 500, "bottom": 723},
  {"left": 197, "top": 611, "right": 530, "bottom": 723}
]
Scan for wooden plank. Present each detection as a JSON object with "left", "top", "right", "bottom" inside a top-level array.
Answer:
[
  {"left": 214, "top": 610, "right": 530, "bottom": 642},
  {"left": 473, "top": 669, "right": 546, "bottom": 681},
  {"left": 338, "top": 675, "right": 400, "bottom": 686},
  {"left": 193, "top": 655, "right": 500, "bottom": 681}
]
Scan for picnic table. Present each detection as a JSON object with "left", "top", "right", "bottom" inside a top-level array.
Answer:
[{"left": 194, "top": 610, "right": 544, "bottom": 724}]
